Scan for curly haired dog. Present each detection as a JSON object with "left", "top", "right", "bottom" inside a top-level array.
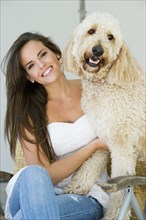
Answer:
[{"left": 63, "top": 12, "right": 146, "bottom": 219}]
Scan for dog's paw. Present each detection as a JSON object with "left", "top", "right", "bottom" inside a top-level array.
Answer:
[
  {"left": 63, "top": 180, "right": 91, "bottom": 194},
  {"left": 102, "top": 211, "right": 119, "bottom": 220},
  {"left": 102, "top": 216, "right": 117, "bottom": 220},
  {"left": 63, "top": 150, "right": 107, "bottom": 194},
  {"left": 102, "top": 211, "right": 131, "bottom": 220},
  {"left": 63, "top": 184, "right": 90, "bottom": 195},
  {"left": 102, "top": 191, "right": 131, "bottom": 220}
]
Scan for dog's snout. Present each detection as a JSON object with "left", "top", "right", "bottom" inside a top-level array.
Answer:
[{"left": 92, "top": 45, "right": 104, "bottom": 57}]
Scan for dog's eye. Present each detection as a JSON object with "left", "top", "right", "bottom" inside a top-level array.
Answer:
[
  {"left": 107, "top": 34, "right": 114, "bottom": 40},
  {"left": 88, "top": 28, "right": 96, "bottom": 35}
]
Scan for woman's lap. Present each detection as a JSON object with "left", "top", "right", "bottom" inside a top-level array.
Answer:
[
  {"left": 57, "top": 193, "right": 103, "bottom": 220},
  {"left": 8, "top": 165, "right": 103, "bottom": 220}
]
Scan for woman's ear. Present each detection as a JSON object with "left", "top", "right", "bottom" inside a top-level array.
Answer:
[
  {"left": 27, "top": 75, "right": 35, "bottom": 83},
  {"left": 56, "top": 54, "right": 61, "bottom": 61}
]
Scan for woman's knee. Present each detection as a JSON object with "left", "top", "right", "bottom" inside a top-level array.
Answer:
[{"left": 19, "top": 165, "right": 52, "bottom": 186}]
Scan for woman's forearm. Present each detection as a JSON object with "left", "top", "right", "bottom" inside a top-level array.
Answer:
[
  {"left": 47, "top": 138, "right": 108, "bottom": 185},
  {"left": 22, "top": 136, "right": 108, "bottom": 185}
]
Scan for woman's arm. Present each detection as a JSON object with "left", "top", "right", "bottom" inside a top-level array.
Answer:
[{"left": 22, "top": 136, "right": 108, "bottom": 185}]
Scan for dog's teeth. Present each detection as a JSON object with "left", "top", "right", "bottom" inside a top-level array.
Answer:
[{"left": 89, "top": 58, "right": 100, "bottom": 64}]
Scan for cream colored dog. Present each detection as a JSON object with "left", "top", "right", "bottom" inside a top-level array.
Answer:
[{"left": 63, "top": 12, "right": 146, "bottom": 219}]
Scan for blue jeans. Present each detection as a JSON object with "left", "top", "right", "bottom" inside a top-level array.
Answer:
[{"left": 9, "top": 165, "right": 103, "bottom": 220}]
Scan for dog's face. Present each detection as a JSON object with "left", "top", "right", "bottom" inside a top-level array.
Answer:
[{"left": 64, "top": 12, "right": 124, "bottom": 79}]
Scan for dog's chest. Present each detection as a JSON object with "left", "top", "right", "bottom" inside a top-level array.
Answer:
[
  {"left": 81, "top": 83, "right": 119, "bottom": 115},
  {"left": 81, "top": 81, "right": 145, "bottom": 138}
]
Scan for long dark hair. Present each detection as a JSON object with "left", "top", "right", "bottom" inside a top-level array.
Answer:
[{"left": 2, "top": 32, "right": 61, "bottom": 162}]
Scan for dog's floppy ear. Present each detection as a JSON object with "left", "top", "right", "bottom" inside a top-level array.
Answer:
[
  {"left": 62, "top": 35, "right": 79, "bottom": 74},
  {"left": 108, "top": 42, "right": 142, "bottom": 85}
]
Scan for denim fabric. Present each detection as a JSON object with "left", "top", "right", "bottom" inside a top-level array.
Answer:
[
  {"left": 58, "top": 194, "right": 103, "bottom": 220},
  {"left": 9, "top": 165, "right": 103, "bottom": 220}
]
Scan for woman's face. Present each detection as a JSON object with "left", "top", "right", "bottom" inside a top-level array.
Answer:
[{"left": 19, "top": 40, "right": 62, "bottom": 85}]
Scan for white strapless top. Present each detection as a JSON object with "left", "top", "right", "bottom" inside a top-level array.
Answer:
[{"left": 48, "top": 114, "right": 97, "bottom": 158}]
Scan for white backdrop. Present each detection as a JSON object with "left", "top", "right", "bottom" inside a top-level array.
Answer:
[{"left": 0, "top": 0, "right": 145, "bottom": 173}]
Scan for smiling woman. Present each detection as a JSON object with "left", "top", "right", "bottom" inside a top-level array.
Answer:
[
  {"left": 2, "top": 32, "right": 108, "bottom": 220},
  {"left": 3, "top": 32, "right": 62, "bottom": 162}
]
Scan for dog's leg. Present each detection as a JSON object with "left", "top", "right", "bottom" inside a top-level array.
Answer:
[
  {"left": 64, "top": 150, "right": 109, "bottom": 194},
  {"left": 103, "top": 190, "right": 131, "bottom": 220},
  {"left": 103, "top": 148, "right": 137, "bottom": 220}
]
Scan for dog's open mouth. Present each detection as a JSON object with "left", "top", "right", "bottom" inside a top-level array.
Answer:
[
  {"left": 86, "top": 56, "right": 100, "bottom": 67},
  {"left": 85, "top": 55, "right": 105, "bottom": 69}
]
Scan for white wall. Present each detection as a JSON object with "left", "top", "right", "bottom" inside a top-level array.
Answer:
[{"left": 0, "top": 0, "right": 145, "bottom": 173}]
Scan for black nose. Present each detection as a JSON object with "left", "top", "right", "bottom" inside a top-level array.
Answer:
[{"left": 92, "top": 45, "right": 104, "bottom": 57}]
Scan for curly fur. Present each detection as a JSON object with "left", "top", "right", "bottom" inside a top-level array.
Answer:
[{"left": 63, "top": 12, "right": 146, "bottom": 219}]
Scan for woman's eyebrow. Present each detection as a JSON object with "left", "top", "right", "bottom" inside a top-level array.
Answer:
[{"left": 37, "top": 49, "right": 44, "bottom": 57}]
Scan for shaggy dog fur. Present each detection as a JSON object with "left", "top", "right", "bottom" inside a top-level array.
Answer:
[{"left": 63, "top": 12, "right": 146, "bottom": 219}]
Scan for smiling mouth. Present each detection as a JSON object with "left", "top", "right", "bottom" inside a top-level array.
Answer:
[{"left": 42, "top": 66, "right": 53, "bottom": 77}]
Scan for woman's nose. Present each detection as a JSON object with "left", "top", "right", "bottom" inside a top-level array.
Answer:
[{"left": 37, "top": 60, "right": 45, "bottom": 68}]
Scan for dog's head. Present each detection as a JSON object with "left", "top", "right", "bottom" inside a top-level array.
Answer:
[
  {"left": 63, "top": 12, "right": 142, "bottom": 84},
  {"left": 63, "top": 12, "right": 123, "bottom": 78}
]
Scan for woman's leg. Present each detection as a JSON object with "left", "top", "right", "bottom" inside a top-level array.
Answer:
[
  {"left": 9, "top": 165, "right": 103, "bottom": 220},
  {"left": 57, "top": 193, "right": 103, "bottom": 220},
  {"left": 9, "top": 165, "right": 60, "bottom": 220}
]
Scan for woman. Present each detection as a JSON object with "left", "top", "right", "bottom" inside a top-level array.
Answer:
[{"left": 2, "top": 32, "right": 109, "bottom": 220}]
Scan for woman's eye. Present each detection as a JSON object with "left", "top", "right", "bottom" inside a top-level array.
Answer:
[
  {"left": 28, "top": 64, "right": 34, "bottom": 70},
  {"left": 107, "top": 34, "right": 114, "bottom": 40},
  {"left": 41, "top": 51, "right": 47, "bottom": 57}
]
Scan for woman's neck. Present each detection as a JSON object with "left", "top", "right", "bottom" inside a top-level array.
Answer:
[
  {"left": 46, "top": 76, "right": 83, "bottom": 123},
  {"left": 44, "top": 73, "right": 72, "bottom": 101}
]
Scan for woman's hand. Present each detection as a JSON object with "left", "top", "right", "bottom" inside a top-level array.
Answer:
[{"left": 90, "top": 138, "right": 109, "bottom": 151}]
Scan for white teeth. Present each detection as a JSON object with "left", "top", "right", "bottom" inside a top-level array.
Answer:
[
  {"left": 89, "top": 58, "right": 100, "bottom": 64},
  {"left": 43, "top": 66, "right": 52, "bottom": 77}
]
